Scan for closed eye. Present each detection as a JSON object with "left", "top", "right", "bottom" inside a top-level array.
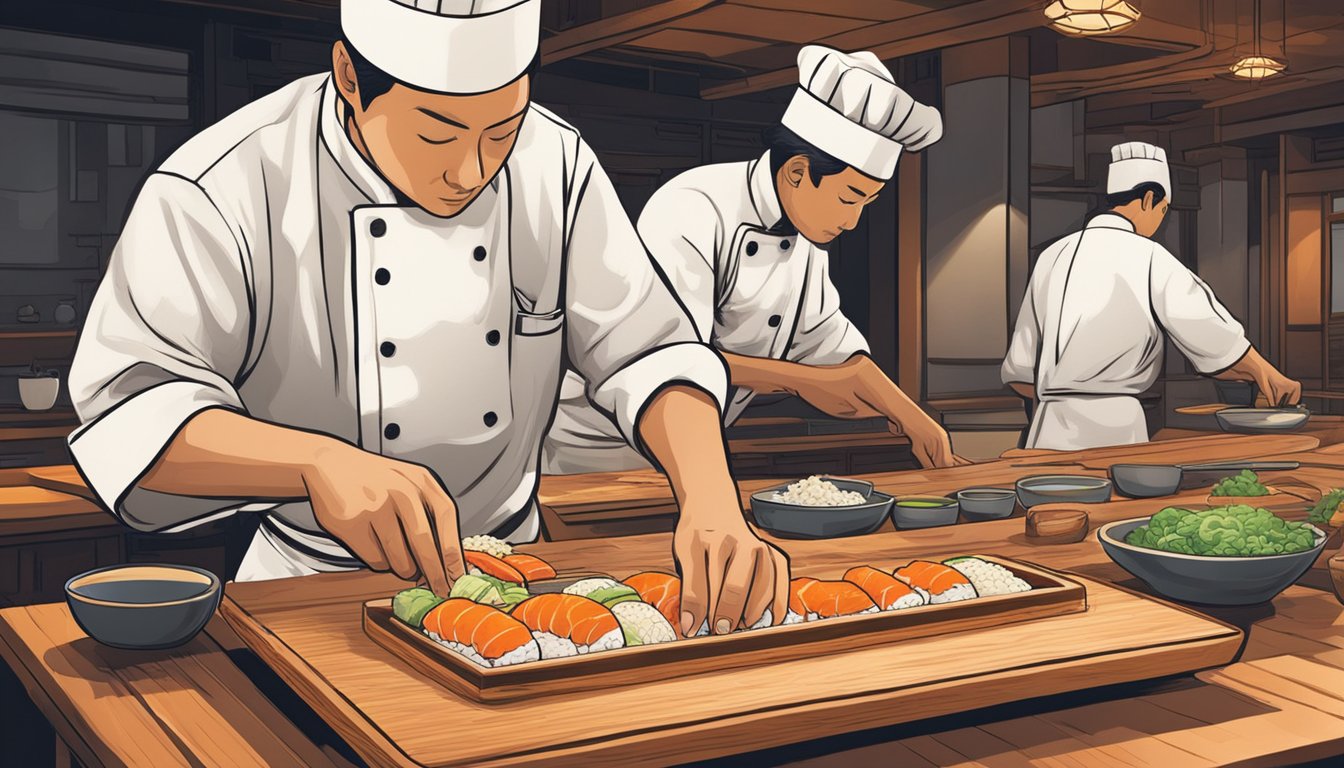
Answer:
[
  {"left": 487, "top": 126, "right": 521, "bottom": 143},
  {"left": 840, "top": 198, "right": 860, "bottom": 206},
  {"left": 418, "top": 134, "right": 457, "bottom": 145}
]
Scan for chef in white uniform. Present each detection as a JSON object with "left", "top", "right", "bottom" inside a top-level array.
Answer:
[
  {"left": 544, "top": 45, "right": 965, "bottom": 473},
  {"left": 68, "top": 0, "right": 790, "bottom": 635},
  {"left": 1003, "top": 141, "right": 1300, "bottom": 451}
]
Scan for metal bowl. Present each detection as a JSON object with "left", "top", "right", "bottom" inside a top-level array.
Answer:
[
  {"left": 892, "top": 496, "right": 960, "bottom": 529},
  {"left": 749, "top": 478, "right": 892, "bottom": 539},
  {"left": 1015, "top": 475, "right": 1113, "bottom": 509},
  {"left": 1110, "top": 464, "right": 1183, "bottom": 498},
  {"left": 66, "top": 564, "right": 222, "bottom": 649},
  {"left": 1215, "top": 406, "right": 1310, "bottom": 434},
  {"left": 1098, "top": 518, "right": 1328, "bottom": 606},
  {"left": 955, "top": 488, "right": 1017, "bottom": 521}
]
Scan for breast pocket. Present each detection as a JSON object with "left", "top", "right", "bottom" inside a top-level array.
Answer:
[{"left": 515, "top": 307, "right": 565, "bottom": 337}]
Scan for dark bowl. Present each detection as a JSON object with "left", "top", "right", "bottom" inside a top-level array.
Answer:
[
  {"left": 66, "top": 564, "right": 222, "bottom": 650},
  {"left": 1098, "top": 518, "right": 1327, "bottom": 606},
  {"left": 1110, "top": 464, "right": 1183, "bottom": 498},
  {"left": 1215, "top": 407, "right": 1310, "bottom": 434},
  {"left": 955, "top": 488, "right": 1017, "bottom": 521},
  {"left": 750, "top": 478, "right": 892, "bottom": 539},
  {"left": 892, "top": 496, "right": 960, "bottom": 529},
  {"left": 1015, "top": 475, "right": 1113, "bottom": 509}
]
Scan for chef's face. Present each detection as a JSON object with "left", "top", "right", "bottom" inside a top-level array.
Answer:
[
  {"left": 776, "top": 156, "right": 885, "bottom": 245},
  {"left": 333, "top": 41, "right": 530, "bottom": 218}
]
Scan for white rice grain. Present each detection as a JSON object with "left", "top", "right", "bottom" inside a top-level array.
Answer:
[{"left": 774, "top": 476, "right": 867, "bottom": 507}]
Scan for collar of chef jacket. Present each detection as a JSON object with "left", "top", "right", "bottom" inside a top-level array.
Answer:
[
  {"left": 1085, "top": 212, "right": 1137, "bottom": 235},
  {"left": 746, "top": 150, "right": 788, "bottom": 233}
]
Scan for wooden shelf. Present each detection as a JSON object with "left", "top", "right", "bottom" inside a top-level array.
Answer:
[
  {"left": 0, "top": 330, "right": 77, "bottom": 341},
  {"left": 0, "top": 330, "right": 79, "bottom": 367}
]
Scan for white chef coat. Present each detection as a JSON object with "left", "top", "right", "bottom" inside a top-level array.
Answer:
[
  {"left": 67, "top": 74, "right": 727, "bottom": 580},
  {"left": 543, "top": 150, "right": 868, "bottom": 473},
  {"left": 1002, "top": 213, "right": 1250, "bottom": 451}
]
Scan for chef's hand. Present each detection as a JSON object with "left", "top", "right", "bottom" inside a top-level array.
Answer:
[
  {"left": 1218, "top": 347, "right": 1302, "bottom": 408},
  {"left": 674, "top": 503, "right": 790, "bottom": 635},
  {"left": 892, "top": 416, "right": 972, "bottom": 469},
  {"left": 302, "top": 441, "right": 465, "bottom": 596}
]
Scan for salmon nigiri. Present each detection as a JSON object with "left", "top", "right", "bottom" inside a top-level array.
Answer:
[
  {"left": 503, "top": 553, "right": 557, "bottom": 581},
  {"left": 894, "top": 560, "right": 978, "bottom": 604},
  {"left": 844, "top": 566, "right": 929, "bottom": 611},
  {"left": 421, "top": 598, "right": 539, "bottom": 667},
  {"left": 624, "top": 571, "right": 682, "bottom": 635},
  {"left": 510, "top": 593, "right": 624, "bottom": 655},
  {"left": 789, "top": 578, "right": 878, "bottom": 622},
  {"left": 466, "top": 551, "right": 527, "bottom": 584}
]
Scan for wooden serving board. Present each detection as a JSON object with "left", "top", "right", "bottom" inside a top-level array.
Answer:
[
  {"left": 218, "top": 565, "right": 1243, "bottom": 768},
  {"left": 363, "top": 557, "right": 1086, "bottom": 703}
]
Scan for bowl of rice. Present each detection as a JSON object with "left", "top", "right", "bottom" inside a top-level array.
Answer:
[{"left": 750, "top": 475, "right": 893, "bottom": 539}]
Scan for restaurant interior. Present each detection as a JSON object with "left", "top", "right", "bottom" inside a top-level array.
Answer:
[{"left": 4, "top": 1, "right": 1344, "bottom": 766}]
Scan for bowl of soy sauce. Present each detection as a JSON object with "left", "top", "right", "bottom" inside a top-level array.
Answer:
[{"left": 66, "top": 564, "right": 222, "bottom": 649}]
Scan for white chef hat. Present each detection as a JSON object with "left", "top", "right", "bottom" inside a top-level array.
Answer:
[
  {"left": 342, "top": 0, "right": 540, "bottom": 95},
  {"left": 1107, "top": 141, "right": 1171, "bottom": 200},
  {"left": 780, "top": 45, "right": 943, "bottom": 180}
]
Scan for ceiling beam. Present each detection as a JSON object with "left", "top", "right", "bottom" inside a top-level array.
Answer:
[
  {"left": 1083, "top": 16, "right": 1209, "bottom": 53},
  {"left": 541, "top": 0, "right": 724, "bottom": 64},
  {"left": 700, "top": 0, "right": 1046, "bottom": 100}
]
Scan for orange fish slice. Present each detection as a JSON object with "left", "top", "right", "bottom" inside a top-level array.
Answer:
[
  {"left": 511, "top": 593, "right": 621, "bottom": 650},
  {"left": 794, "top": 579, "right": 878, "bottom": 619},
  {"left": 503, "top": 553, "right": 556, "bottom": 581},
  {"left": 422, "top": 599, "right": 534, "bottom": 663},
  {"left": 843, "top": 566, "right": 926, "bottom": 610},
  {"left": 625, "top": 572, "right": 682, "bottom": 636},
  {"left": 465, "top": 550, "right": 527, "bottom": 584},
  {"left": 894, "top": 560, "right": 977, "bottom": 603}
]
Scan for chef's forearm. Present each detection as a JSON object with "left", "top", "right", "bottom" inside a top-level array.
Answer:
[
  {"left": 1212, "top": 346, "right": 1266, "bottom": 383},
  {"left": 637, "top": 386, "right": 739, "bottom": 512},
  {"left": 139, "top": 408, "right": 343, "bottom": 499},
  {"left": 721, "top": 352, "right": 796, "bottom": 394}
]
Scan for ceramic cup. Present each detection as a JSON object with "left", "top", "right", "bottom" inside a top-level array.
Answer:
[{"left": 19, "top": 374, "right": 59, "bottom": 411}]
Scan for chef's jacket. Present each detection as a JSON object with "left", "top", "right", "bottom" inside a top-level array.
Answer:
[
  {"left": 1002, "top": 213, "right": 1250, "bottom": 451},
  {"left": 67, "top": 74, "right": 727, "bottom": 579},
  {"left": 544, "top": 150, "right": 868, "bottom": 473}
]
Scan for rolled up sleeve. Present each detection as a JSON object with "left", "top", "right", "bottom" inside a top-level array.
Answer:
[
  {"left": 68, "top": 173, "right": 260, "bottom": 531},
  {"left": 1150, "top": 247, "right": 1250, "bottom": 374},
  {"left": 562, "top": 142, "right": 729, "bottom": 455}
]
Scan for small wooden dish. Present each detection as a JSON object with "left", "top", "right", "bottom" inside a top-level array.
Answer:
[{"left": 1026, "top": 508, "right": 1089, "bottom": 544}]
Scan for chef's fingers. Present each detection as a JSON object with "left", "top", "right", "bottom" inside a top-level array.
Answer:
[
  {"left": 391, "top": 488, "right": 452, "bottom": 596},
  {"left": 372, "top": 510, "right": 418, "bottom": 581},
  {"left": 347, "top": 522, "right": 390, "bottom": 573},
  {"left": 913, "top": 444, "right": 936, "bottom": 469},
  {"left": 742, "top": 545, "right": 773, "bottom": 629},
  {"left": 677, "top": 543, "right": 710, "bottom": 637},
  {"left": 952, "top": 454, "right": 974, "bottom": 467},
  {"left": 712, "top": 539, "right": 755, "bottom": 634},
  {"left": 411, "top": 468, "right": 467, "bottom": 585},
  {"left": 769, "top": 546, "right": 790, "bottom": 626}
]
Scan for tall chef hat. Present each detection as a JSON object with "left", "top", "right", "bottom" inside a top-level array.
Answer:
[
  {"left": 780, "top": 45, "right": 943, "bottom": 181},
  {"left": 341, "top": 0, "right": 540, "bottom": 95},
  {"left": 1107, "top": 141, "right": 1171, "bottom": 201}
]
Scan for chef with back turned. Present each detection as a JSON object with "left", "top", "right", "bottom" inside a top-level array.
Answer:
[
  {"left": 67, "top": 0, "right": 790, "bottom": 637},
  {"left": 544, "top": 45, "right": 968, "bottom": 474},
  {"left": 1002, "top": 141, "right": 1300, "bottom": 451}
]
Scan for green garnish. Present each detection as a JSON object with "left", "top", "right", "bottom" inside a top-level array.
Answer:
[
  {"left": 1309, "top": 489, "right": 1344, "bottom": 526},
  {"left": 392, "top": 587, "right": 445, "bottom": 628},
  {"left": 1125, "top": 505, "right": 1317, "bottom": 557},
  {"left": 587, "top": 584, "right": 640, "bottom": 607},
  {"left": 449, "top": 574, "right": 529, "bottom": 608},
  {"left": 1210, "top": 470, "right": 1270, "bottom": 497}
]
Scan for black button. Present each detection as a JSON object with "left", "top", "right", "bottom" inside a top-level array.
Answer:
[
  {"left": 375, "top": 268, "right": 391, "bottom": 285},
  {"left": 483, "top": 411, "right": 498, "bottom": 427},
  {"left": 384, "top": 423, "right": 400, "bottom": 440},
  {"left": 768, "top": 314, "right": 782, "bottom": 328},
  {"left": 380, "top": 341, "right": 396, "bottom": 358},
  {"left": 745, "top": 241, "right": 758, "bottom": 256},
  {"left": 780, "top": 239, "right": 791, "bottom": 250},
  {"left": 486, "top": 330, "right": 501, "bottom": 346},
  {"left": 370, "top": 218, "right": 387, "bottom": 237},
  {"left": 473, "top": 246, "right": 488, "bottom": 262}
]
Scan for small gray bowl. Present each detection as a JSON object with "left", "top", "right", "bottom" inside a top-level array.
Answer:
[
  {"left": 1098, "top": 518, "right": 1328, "bottom": 606},
  {"left": 750, "top": 478, "right": 892, "bottom": 539},
  {"left": 1110, "top": 464, "right": 1183, "bottom": 498},
  {"left": 956, "top": 488, "right": 1017, "bottom": 521},
  {"left": 66, "top": 564, "right": 222, "bottom": 650},
  {"left": 1015, "top": 475, "right": 1113, "bottom": 509},
  {"left": 892, "top": 496, "right": 960, "bottom": 529},
  {"left": 1215, "top": 406, "right": 1310, "bottom": 434}
]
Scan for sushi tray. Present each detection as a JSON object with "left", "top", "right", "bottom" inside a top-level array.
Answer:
[{"left": 363, "top": 554, "right": 1087, "bottom": 703}]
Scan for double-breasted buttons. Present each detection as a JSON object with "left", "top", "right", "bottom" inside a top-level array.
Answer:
[
  {"left": 745, "top": 241, "right": 758, "bottom": 256},
  {"left": 370, "top": 218, "right": 387, "bottom": 237},
  {"left": 486, "top": 330, "right": 501, "bottom": 346},
  {"left": 384, "top": 423, "right": 400, "bottom": 440},
  {"left": 375, "top": 268, "right": 391, "bottom": 285},
  {"left": 380, "top": 341, "right": 396, "bottom": 358},
  {"left": 484, "top": 411, "right": 498, "bottom": 428},
  {"left": 768, "top": 314, "right": 782, "bottom": 328},
  {"left": 473, "top": 246, "right": 488, "bottom": 262},
  {"left": 780, "top": 239, "right": 791, "bottom": 251}
]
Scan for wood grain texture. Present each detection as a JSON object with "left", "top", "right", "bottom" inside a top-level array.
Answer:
[
  {"left": 25, "top": 465, "right": 92, "bottom": 501},
  {"left": 0, "top": 605, "right": 342, "bottom": 768},
  {"left": 363, "top": 557, "right": 1086, "bottom": 703},
  {"left": 0, "top": 485, "right": 115, "bottom": 537}
]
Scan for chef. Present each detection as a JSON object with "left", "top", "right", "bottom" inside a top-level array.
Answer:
[
  {"left": 67, "top": 0, "right": 789, "bottom": 636},
  {"left": 544, "top": 45, "right": 966, "bottom": 473},
  {"left": 1002, "top": 141, "right": 1300, "bottom": 451}
]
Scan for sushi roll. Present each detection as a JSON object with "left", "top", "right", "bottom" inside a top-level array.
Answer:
[
  {"left": 461, "top": 534, "right": 512, "bottom": 558},
  {"left": 510, "top": 593, "right": 625, "bottom": 655},
  {"left": 421, "top": 598, "right": 540, "bottom": 668},
  {"left": 465, "top": 551, "right": 527, "bottom": 584},
  {"left": 625, "top": 572, "right": 683, "bottom": 635},
  {"left": 503, "top": 553, "right": 557, "bottom": 581},
  {"left": 843, "top": 566, "right": 929, "bottom": 611},
  {"left": 944, "top": 557, "right": 1031, "bottom": 597},
  {"left": 788, "top": 577, "right": 879, "bottom": 622},
  {"left": 894, "top": 561, "right": 978, "bottom": 604},
  {"left": 609, "top": 601, "right": 677, "bottom": 646}
]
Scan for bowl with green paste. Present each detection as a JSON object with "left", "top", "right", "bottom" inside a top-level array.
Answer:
[
  {"left": 1098, "top": 505, "right": 1327, "bottom": 605},
  {"left": 892, "top": 496, "right": 959, "bottom": 529}
]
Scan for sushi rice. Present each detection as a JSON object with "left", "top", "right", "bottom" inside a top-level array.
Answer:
[
  {"left": 530, "top": 631, "right": 580, "bottom": 659},
  {"left": 926, "top": 583, "right": 976, "bottom": 605},
  {"left": 562, "top": 577, "right": 621, "bottom": 598},
  {"left": 884, "top": 588, "right": 929, "bottom": 610},
  {"left": 461, "top": 534, "right": 513, "bottom": 559},
  {"left": 944, "top": 557, "right": 1032, "bottom": 597},
  {"left": 610, "top": 601, "right": 677, "bottom": 645},
  {"left": 426, "top": 630, "right": 539, "bottom": 668}
]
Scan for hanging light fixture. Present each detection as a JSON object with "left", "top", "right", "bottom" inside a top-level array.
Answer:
[
  {"left": 1043, "top": 0, "right": 1142, "bottom": 36},
  {"left": 1230, "top": 0, "right": 1286, "bottom": 80}
]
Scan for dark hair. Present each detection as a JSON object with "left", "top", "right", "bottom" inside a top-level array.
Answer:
[
  {"left": 1105, "top": 181, "right": 1167, "bottom": 209},
  {"left": 341, "top": 38, "right": 542, "bottom": 110},
  {"left": 763, "top": 124, "right": 850, "bottom": 186}
]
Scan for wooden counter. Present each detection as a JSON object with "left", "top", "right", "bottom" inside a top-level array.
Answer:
[{"left": 4, "top": 433, "right": 1344, "bottom": 766}]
